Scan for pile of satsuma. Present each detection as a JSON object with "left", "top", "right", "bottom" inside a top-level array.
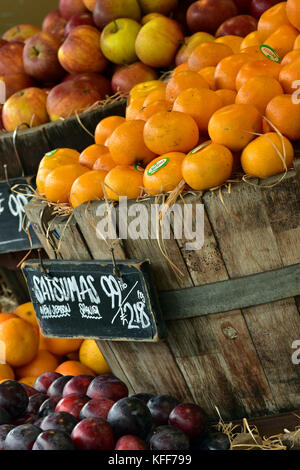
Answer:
[
  {"left": 36, "top": 1, "right": 299, "bottom": 207},
  {"left": 0, "top": 303, "right": 110, "bottom": 386}
]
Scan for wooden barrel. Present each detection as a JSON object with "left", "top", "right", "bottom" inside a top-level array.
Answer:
[
  {"left": 25, "top": 152, "right": 300, "bottom": 421},
  {"left": 0, "top": 101, "right": 126, "bottom": 179}
]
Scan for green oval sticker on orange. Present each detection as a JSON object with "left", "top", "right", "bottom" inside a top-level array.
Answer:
[
  {"left": 133, "top": 163, "right": 144, "bottom": 172},
  {"left": 147, "top": 158, "right": 170, "bottom": 176},
  {"left": 45, "top": 149, "right": 58, "bottom": 157},
  {"left": 189, "top": 142, "right": 210, "bottom": 155},
  {"left": 260, "top": 45, "right": 281, "bottom": 63}
]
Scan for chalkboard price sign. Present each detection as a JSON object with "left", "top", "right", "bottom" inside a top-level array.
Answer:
[
  {"left": 22, "top": 259, "right": 166, "bottom": 342},
  {"left": 0, "top": 178, "right": 41, "bottom": 253}
]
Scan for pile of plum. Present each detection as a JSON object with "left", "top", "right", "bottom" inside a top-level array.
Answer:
[{"left": 0, "top": 373, "right": 230, "bottom": 450}]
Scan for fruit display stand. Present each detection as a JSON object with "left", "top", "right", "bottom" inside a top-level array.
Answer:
[{"left": 25, "top": 148, "right": 300, "bottom": 422}]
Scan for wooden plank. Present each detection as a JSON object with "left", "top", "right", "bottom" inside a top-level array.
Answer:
[{"left": 24, "top": 200, "right": 57, "bottom": 259}]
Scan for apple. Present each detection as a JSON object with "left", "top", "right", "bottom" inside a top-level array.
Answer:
[
  {"left": 138, "top": 0, "right": 178, "bottom": 14},
  {"left": 23, "top": 32, "right": 65, "bottom": 83},
  {"left": 46, "top": 79, "right": 102, "bottom": 121},
  {"left": 65, "top": 13, "right": 95, "bottom": 36},
  {"left": 250, "top": 0, "right": 281, "bottom": 19},
  {"left": 59, "top": 25, "right": 108, "bottom": 74},
  {"left": 0, "top": 39, "right": 8, "bottom": 49},
  {"left": 63, "top": 72, "right": 111, "bottom": 96},
  {"left": 100, "top": 19, "right": 141, "bottom": 65},
  {"left": 83, "top": 0, "right": 97, "bottom": 11},
  {"left": 216, "top": 14, "right": 258, "bottom": 37},
  {"left": 141, "top": 13, "right": 165, "bottom": 25},
  {"left": 2, "top": 25, "right": 41, "bottom": 43},
  {"left": 2, "top": 87, "right": 49, "bottom": 132},
  {"left": 59, "top": 0, "right": 87, "bottom": 20},
  {"left": 175, "top": 32, "right": 215, "bottom": 65},
  {"left": 0, "top": 73, "right": 35, "bottom": 99},
  {"left": 0, "top": 42, "right": 25, "bottom": 75},
  {"left": 234, "top": 0, "right": 252, "bottom": 12},
  {"left": 112, "top": 62, "right": 157, "bottom": 93},
  {"left": 186, "top": 0, "right": 238, "bottom": 34},
  {"left": 172, "top": 0, "right": 195, "bottom": 33},
  {"left": 135, "top": 17, "right": 184, "bottom": 68},
  {"left": 93, "top": 0, "right": 141, "bottom": 30},
  {"left": 42, "top": 10, "right": 67, "bottom": 43}
]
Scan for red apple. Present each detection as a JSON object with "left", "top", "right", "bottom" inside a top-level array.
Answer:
[
  {"left": 173, "top": 0, "right": 195, "bottom": 34},
  {"left": 23, "top": 32, "right": 65, "bottom": 83},
  {"left": 0, "top": 39, "right": 8, "bottom": 49},
  {"left": 83, "top": 0, "right": 97, "bottom": 11},
  {"left": 216, "top": 14, "right": 258, "bottom": 37},
  {"left": 2, "top": 25, "right": 41, "bottom": 43},
  {"left": 0, "top": 73, "right": 35, "bottom": 99},
  {"left": 0, "top": 42, "right": 25, "bottom": 75},
  {"left": 65, "top": 13, "right": 95, "bottom": 36},
  {"left": 234, "top": 0, "right": 252, "bottom": 12},
  {"left": 111, "top": 62, "right": 157, "bottom": 93},
  {"left": 58, "top": 25, "right": 108, "bottom": 74},
  {"left": 250, "top": 0, "right": 281, "bottom": 19},
  {"left": 59, "top": 0, "right": 87, "bottom": 20},
  {"left": 46, "top": 79, "right": 102, "bottom": 121},
  {"left": 93, "top": 0, "right": 141, "bottom": 30},
  {"left": 42, "top": 10, "right": 67, "bottom": 43},
  {"left": 186, "top": 0, "right": 238, "bottom": 34},
  {"left": 63, "top": 72, "right": 111, "bottom": 96},
  {"left": 2, "top": 87, "right": 49, "bottom": 132}
]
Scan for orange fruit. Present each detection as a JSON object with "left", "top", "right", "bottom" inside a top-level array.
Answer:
[
  {"left": 198, "top": 66, "right": 216, "bottom": 90},
  {"left": 173, "top": 88, "right": 223, "bottom": 134},
  {"left": 235, "top": 76, "right": 284, "bottom": 114},
  {"left": 281, "top": 49, "right": 300, "bottom": 66},
  {"left": 286, "top": 0, "right": 300, "bottom": 31},
  {"left": 55, "top": 360, "right": 96, "bottom": 376},
  {"left": 215, "top": 89, "right": 237, "bottom": 106},
  {"left": 143, "top": 88, "right": 167, "bottom": 105},
  {"left": 39, "top": 330, "right": 48, "bottom": 351},
  {"left": 0, "top": 313, "right": 17, "bottom": 324},
  {"left": 235, "top": 60, "right": 282, "bottom": 90},
  {"left": 215, "top": 35, "right": 243, "bottom": 54},
  {"left": 135, "top": 100, "right": 173, "bottom": 121},
  {"left": 126, "top": 96, "right": 146, "bottom": 120},
  {"left": 15, "top": 350, "right": 59, "bottom": 379},
  {"left": 172, "top": 62, "right": 189, "bottom": 75},
  {"left": 14, "top": 302, "right": 38, "bottom": 328},
  {"left": 240, "top": 45, "right": 265, "bottom": 60},
  {"left": 279, "top": 60, "right": 300, "bottom": 93},
  {"left": 165, "top": 70, "right": 209, "bottom": 103},
  {"left": 240, "top": 31, "right": 263, "bottom": 50},
  {"left": 44, "top": 164, "right": 89, "bottom": 203},
  {"left": 104, "top": 165, "right": 144, "bottom": 201},
  {"left": 108, "top": 120, "right": 156, "bottom": 165},
  {"left": 0, "top": 363, "right": 15, "bottom": 381},
  {"left": 94, "top": 116, "right": 125, "bottom": 145},
  {"left": 69, "top": 169, "right": 108, "bottom": 208},
  {"left": 18, "top": 377, "right": 37, "bottom": 387},
  {"left": 264, "top": 24, "right": 299, "bottom": 58},
  {"left": 0, "top": 318, "right": 39, "bottom": 367},
  {"left": 79, "top": 340, "right": 110, "bottom": 375},
  {"left": 129, "top": 80, "right": 166, "bottom": 101},
  {"left": 258, "top": 2, "right": 291, "bottom": 40},
  {"left": 36, "top": 148, "right": 80, "bottom": 195},
  {"left": 182, "top": 143, "right": 233, "bottom": 190},
  {"left": 79, "top": 144, "right": 110, "bottom": 169},
  {"left": 241, "top": 132, "right": 294, "bottom": 178},
  {"left": 144, "top": 111, "right": 199, "bottom": 155},
  {"left": 188, "top": 42, "right": 233, "bottom": 72},
  {"left": 208, "top": 103, "right": 262, "bottom": 152},
  {"left": 214, "top": 53, "right": 254, "bottom": 90},
  {"left": 264, "top": 94, "right": 300, "bottom": 140},
  {"left": 143, "top": 152, "right": 185, "bottom": 195},
  {"left": 93, "top": 152, "right": 116, "bottom": 172},
  {"left": 294, "top": 34, "right": 300, "bottom": 49},
  {"left": 44, "top": 338, "right": 83, "bottom": 356}
]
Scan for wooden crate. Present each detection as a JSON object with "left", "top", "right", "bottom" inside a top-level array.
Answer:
[{"left": 25, "top": 154, "right": 300, "bottom": 421}]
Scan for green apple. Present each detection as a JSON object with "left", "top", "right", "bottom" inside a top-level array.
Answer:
[{"left": 100, "top": 18, "right": 141, "bottom": 65}]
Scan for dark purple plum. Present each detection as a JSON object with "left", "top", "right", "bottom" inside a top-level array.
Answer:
[
  {"left": 71, "top": 418, "right": 115, "bottom": 450},
  {"left": 63, "top": 375, "right": 94, "bottom": 397},
  {"left": 147, "top": 395, "right": 180, "bottom": 426},
  {"left": 4, "top": 424, "right": 41, "bottom": 450},
  {"left": 34, "top": 372, "right": 62, "bottom": 394},
  {"left": 32, "top": 429, "right": 76, "bottom": 450},
  {"left": 27, "top": 393, "right": 48, "bottom": 414},
  {"left": 131, "top": 393, "right": 154, "bottom": 404},
  {"left": 13, "top": 413, "right": 38, "bottom": 425},
  {"left": 0, "top": 381, "right": 29, "bottom": 419},
  {"left": 38, "top": 397, "right": 61, "bottom": 417},
  {"left": 20, "top": 383, "right": 39, "bottom": 397},
  {"left": 47, "top": 376, "right": 73, "bottom": 398},
  {"left": 107, "top": 397, "right": 153, "bottom": 440},
  {"left": 168, "top": 403, "right": 207, "bottom": 439},
  {"left": 149, "top": 425, "right": 190, "bottom": 451},
  {"left": 55, "top": 394, "right": 90, "bottom": 419},
  {"left": 115, "top": 435, "right": 149, "bottom": 450},
  {"left": 34, "top": 417, "right": 44, "bottom": 428},
  {"left": 40, "top": 411, "right": 78, "bottom": 434},
  {"left": 87, "top": 376, "right": 128, "bottom": 402},
  {"left": 0, "top": 425, "right": 15, "bottom": 450},
  {"left": 0, "top": 406, "right": 11, "bottom": 425},
  {"left": 79, "top": 397, "right": 114, "bottom": 420},
  {"left": 193, "top": 432, "right": 230, "bottom": 450}
]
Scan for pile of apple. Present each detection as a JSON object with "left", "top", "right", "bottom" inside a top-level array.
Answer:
[
  {"left": 0, "top": 0, "right": 279, "bottom": 133},
  {"left": 0, "top": 373, "right": 230, "bottom": 450}
]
